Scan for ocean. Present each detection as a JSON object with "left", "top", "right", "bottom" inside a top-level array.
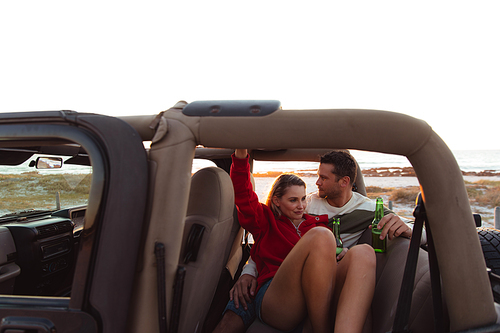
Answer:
[
  {"left": 2, "top": 149, "right": 497, "bottom": 225},
  {"left": 2, "top": 150, "right": 500, "bottom": 175},
  {"left": 252, "top": 150, "right": 500, "bottom": 174}
]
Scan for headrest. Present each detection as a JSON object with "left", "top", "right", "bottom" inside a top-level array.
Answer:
[{"left": 187, "top": 167, "right": 235, "bottom": 221}]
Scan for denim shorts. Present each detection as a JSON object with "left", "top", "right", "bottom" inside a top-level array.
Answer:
[
  {"left": 223, "top": 279, "right": 270, "bottom": 329},
  {"left": 224, "top": 279, "right": 304, "bottom": 332}
]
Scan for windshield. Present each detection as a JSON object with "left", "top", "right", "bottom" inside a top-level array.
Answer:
[{"left": 0, "top": 152, "right": 92, "bottom": 218}]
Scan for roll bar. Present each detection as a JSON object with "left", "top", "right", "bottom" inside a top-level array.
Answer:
[{"left": 123, "top": 105, "right": 496, "bottom": 331}]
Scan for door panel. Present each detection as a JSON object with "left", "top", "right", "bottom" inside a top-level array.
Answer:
[{"left": 0, "top": 112, "right": 148, "bottom": 332}]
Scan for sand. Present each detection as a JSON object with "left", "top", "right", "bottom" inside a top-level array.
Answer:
[{"left": 253, "top": 175, "right": 499, "bottom": 228}]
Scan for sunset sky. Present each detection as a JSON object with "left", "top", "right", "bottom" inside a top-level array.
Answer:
[{"left": 1, "top": 1, "right": 499, "bottom": 150}]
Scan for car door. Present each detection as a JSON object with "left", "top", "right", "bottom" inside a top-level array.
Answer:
[{"left": 0, "top": 111, "right": 149, "bottom": 333}]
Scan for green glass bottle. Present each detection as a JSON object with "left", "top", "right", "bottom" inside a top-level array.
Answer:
[
  {"left": 333, "top": 217, "right": 344, "bottom": 255},
  {"left": 371, "top": 197, "right": 387, "bottom": 253}
]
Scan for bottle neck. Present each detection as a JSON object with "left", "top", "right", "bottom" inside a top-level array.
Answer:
[
  {"left": 333, "top": 223, "right": 340, "bottom": 237},
  {"left": 373, "top": 201, "right": 384, "bottom": 223}
]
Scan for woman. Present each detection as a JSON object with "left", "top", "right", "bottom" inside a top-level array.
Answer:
[{"left": 226, "top": 149, "right": 375, "bottom": 333}]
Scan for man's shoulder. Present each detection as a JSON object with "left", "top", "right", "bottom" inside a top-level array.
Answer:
[
  {"left": 306, "top": 191, "right": 373, "bottom": 207},
  {"left": 306, "top": 192, "right": 330, "bottom": 208},
  {"left": 352, "top": 191, "right": 373, "bottom": 203},
  {"left": 306, "top": 192, "right": 331, "bottom": 215},
  {"left": 307, "top": 192, "right": 321, "bottom": 201}
]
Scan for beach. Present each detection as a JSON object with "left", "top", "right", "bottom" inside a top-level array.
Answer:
[
  {"left": 195, "top": 152, "right": 500, "bottom": 227},
  {"left": 253, "top": 172, "right": 500, "bottom": 228}
]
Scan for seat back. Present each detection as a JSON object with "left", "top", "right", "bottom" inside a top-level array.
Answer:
[
  {"left": 0, "top": 227, "right": 20, "bottom": 294},
  {"left": 358, "top": 228, "right": 438, "bottom": 333},
  {"left": 353, "top": 160, "right": 367, "bottom": 196},
  {"left": 177, "top": 166, "right": 237, "bottom": 333}
]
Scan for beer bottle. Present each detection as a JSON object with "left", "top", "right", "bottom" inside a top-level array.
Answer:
[
  {"left": 371, "top": 197, "right": 387, "bottom": 253},
  {"left": 333, "top": 217, "right": 344, "bottom": 255}
]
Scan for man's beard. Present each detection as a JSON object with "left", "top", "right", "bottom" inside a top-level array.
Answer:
[{"left": 319, "top": 188, "right": 341, "bottom": 200}]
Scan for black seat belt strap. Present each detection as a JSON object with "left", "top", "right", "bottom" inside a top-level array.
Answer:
[
  {"left": 170, "top": 266, "right": 186, "bottom": 333},
  {"left": 155, "top": 242, "right": 168, "bottom": 333},
  {"left": 391, "top": 193, "right": 425, "bottom": 333},
  {"left": 425, "top": 219, "right": 446, "bottom": 333}
]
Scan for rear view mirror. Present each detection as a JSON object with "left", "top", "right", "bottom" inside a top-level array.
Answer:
[{"left": 36, "top": 157, "right": 63, "bottom": 169}]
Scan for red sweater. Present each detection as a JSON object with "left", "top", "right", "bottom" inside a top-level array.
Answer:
[{"left": 230, "top": 155, "right": 329, "bottom": 291}]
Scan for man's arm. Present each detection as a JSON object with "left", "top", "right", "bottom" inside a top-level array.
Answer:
[
  {"left": 240, "top": 257, "right": 258, "bottom": 277},
  {"left": 374, "top": 213, "right": 412, "bottom": 240},
  {"left": 230, "top": 258, "right": 258, "bottom": 310}
]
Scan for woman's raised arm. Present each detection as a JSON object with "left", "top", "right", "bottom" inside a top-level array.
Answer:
[{"left": 234, "top": 148, "right": 247, "bottom": 159}]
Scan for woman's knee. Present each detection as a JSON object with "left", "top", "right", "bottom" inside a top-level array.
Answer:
[
  {"left": 303, "top": 227, "right": 335, "bottom": 245},
  {"left": 347, "top": 244, "right": 376, "bottom": 267},
  {"left": 301, "top": 227, "right": 336, "bottom": 255}
]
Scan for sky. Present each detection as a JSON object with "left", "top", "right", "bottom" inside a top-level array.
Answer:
[{"left": 1, "top": 1, "right": 499, "bottom": 150}]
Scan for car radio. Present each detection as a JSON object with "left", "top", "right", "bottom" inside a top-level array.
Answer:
[{"left": 5, "top": 216, "right": 75, "bottom": 296}]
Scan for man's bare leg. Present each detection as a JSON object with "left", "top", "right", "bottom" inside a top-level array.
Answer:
[{"left": 212, "top": 310, "right": 245, "bottom": 333}]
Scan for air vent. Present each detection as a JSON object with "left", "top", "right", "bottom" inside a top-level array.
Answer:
[
  {"left": 55, "top": 221, "right": 74, "bottom": 232},
  {"left": 36, "top": 225, "right": 57, "bottom": 237},
  {"left": 7, "top": 252, "right": 17, "bottom": 263},
  {"left": 36, "top": 221, "right": 74, "bottom": 238}
]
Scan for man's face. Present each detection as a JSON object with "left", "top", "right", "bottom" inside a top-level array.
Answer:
[{"left": 316, "top": 163, "right": 342, "bottom": 199}]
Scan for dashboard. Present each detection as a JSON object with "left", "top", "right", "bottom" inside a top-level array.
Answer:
[{"left": 0, "top": 206, "right": 86, "bottom": 297}]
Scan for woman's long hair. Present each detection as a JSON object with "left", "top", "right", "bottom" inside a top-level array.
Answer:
[{"left": 266, "top": 173, "right": 306, "bottom": 217}]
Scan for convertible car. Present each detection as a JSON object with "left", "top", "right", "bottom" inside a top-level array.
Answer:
[{"left": 0, "top": 101, "right": 498, "bottom": 332}]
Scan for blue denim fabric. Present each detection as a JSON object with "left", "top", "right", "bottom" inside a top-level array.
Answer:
[
  {"left": 223, "top": 284, "right": 259, "bottom": 329},
  {"left": 224, "top": 278, "right": 304, "bottom": 332}
]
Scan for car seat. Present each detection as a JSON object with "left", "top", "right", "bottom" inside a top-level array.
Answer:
[
  {"left": 0, "top": 226, "right": 20, "bottom": 294},
  {"left": 357, "top": 228, "right": 437, "bottom": 333},
  {"left": 177, "top": 166, "right": 238, "bottom": 333}
]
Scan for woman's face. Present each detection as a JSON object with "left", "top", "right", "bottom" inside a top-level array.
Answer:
[{"left": 273, "top": 185, "right": 307, "bottom": 222}]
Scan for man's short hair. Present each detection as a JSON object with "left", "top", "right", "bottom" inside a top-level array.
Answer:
[{"left": 320, "top": 150, "right": 357, "bottom": 185}]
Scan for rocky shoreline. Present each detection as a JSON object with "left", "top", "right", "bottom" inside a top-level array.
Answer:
[
  {"left": 362, "top": 167, "right": 500, "bottom": 177},
  {"left": 253, "top": 169, "right": 500, "bottom": 228},
  {"left": 254, "top": 167, "right": 500, "bottom": 178}
]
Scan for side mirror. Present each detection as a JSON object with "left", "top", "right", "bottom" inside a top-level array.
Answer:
[{"left": 35, "top": 157, "right": 63, "bottom": 169}]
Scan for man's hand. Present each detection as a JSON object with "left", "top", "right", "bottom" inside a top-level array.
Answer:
[
  {"left": 337, "top": 247, "right": 348, "bottom": 261},
  {"left": 371, "top": 213, "right": 412, "bottom": 240},
  {"left": 229, "top": 274, "right": 257, "bottom": 311}
]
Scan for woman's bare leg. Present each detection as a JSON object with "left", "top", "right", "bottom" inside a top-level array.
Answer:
[
  {"left": 333, "top": 244, "right": 376, "bottom": 333},
  {"left": 260, "top": 227, "right": 337, "bottom": 333}
]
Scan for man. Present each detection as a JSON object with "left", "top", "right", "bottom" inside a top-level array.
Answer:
[{"left": 214, "top": 150, "right": 413, "bottom": 333}]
